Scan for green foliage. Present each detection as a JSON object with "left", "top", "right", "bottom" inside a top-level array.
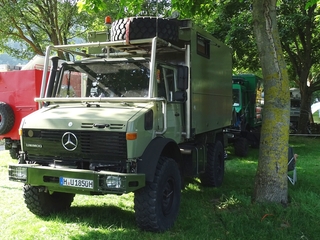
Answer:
[
  {"left": 78, "top": 0, "right": 172, "bottom": 18},
  {"left": 209, "top": 1, "right": 260, "bottom": 72},
  {"left": 0, "top": 0, "right": 104, "bottom": 60},
  {"left": 277, "top": 1, "right": 320, "bottom": 84},
  {"left": 306, "top": 0, "right": 319, "bottom": 9}
]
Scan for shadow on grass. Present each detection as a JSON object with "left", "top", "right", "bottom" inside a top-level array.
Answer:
[
  {"left": 38, "top": 168, "right": 256, "bottom": 240},
  {"left": 48, "top": 205, "right": 140, "bottom": 239}
]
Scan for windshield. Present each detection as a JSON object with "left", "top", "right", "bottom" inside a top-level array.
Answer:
[
  {"left": 54, "top": 60, "right": 150, "bottom": 98},
  {"left": 291, "top": 99, "right": 301, "bottom": 108}
]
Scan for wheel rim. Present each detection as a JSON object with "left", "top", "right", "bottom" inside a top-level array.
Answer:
[{"left": 162, "top": 177, "right": 175, "bottom": 216}]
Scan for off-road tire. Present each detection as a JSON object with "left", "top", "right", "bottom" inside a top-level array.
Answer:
[
  {"left": 0, "top": 102, "right": 15, "bottom": 135},
  {"left": 200, "top": 141, "right": 225, "bottom": 187},
  {"left": 23, "top": 185, "right": 75, "bottom": 216},
  {"left": 9, "top": 148, "right": 19, "bottom": 159},
  {"left": 134, "top": 156, "right": 181, "bottom": 232},
  {"left": 111, "top": 17, "right": 179, "bottom": 43},
  {"left": 234, "top": 137, "right": 249, "bottom": 157}
]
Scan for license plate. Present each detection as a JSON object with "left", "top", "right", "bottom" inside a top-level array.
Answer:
[{"left": 59, "top": 177, "right": 94, "bottom": 189}]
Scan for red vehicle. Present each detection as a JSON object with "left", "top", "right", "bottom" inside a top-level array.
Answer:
[{"left": 0, "top": 69, "right": 44, "bottom": 158}]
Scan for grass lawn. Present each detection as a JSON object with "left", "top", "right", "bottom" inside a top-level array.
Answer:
[
  {"left": 313, "top": 112, "right": 320, "bottom": 123},
  {"left": 1, "top": 136, "right": 320, "bottom": 239}
]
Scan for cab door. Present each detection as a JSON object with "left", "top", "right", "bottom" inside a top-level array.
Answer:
[{"left": 156, "top": 65, "right": 184, "bottom": 143}]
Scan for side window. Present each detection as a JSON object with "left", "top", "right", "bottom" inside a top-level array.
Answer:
[
  {"left": 157, "top": 68, "right": 167, "bottom": 99},
  {"left": 233, "top": 89, "right": 240, "bottom": 106},
  {"left": 197, "top": 34, "right": 210, "bottom": 59},
  {"left": 56, "top": 70, "right": 82, "bottom": 97},
  {"left": 165, "top": 69, "right": 175, "bottom": 101},
  {"left": 156, "top": 66, "right": 176, "bottom": 101}
]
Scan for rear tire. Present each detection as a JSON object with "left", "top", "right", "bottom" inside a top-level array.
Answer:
[
  {"left": 234, "top": 137, "right": 249, "bottom": 157},
  {"left": 0, "top": 102, "right": 15, "bottom": 135},
  {"left": 134, "top": 156, "right": 181, "bottom": 232},
  {"left": 23, "top": 185, "right": 75, "bottom": 216},
  {"left": 200, "top": 141, "right": 225, "bottom": 187}
]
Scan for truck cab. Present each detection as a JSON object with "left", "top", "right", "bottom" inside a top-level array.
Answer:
[
  {"left": 232, "top": 74, "right": 263, "bottom": 131},
  {"left": 229, "top": 74, "right": 263, "bottom": 156}
]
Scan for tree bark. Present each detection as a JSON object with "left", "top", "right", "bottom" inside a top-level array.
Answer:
[{"left": 252, "top": 0, "right": 290, "bottom": 203}]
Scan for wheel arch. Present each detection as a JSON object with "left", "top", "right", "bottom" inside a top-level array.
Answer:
[{"left": 138, "top": 137, "right": 182, "bottom": 182}]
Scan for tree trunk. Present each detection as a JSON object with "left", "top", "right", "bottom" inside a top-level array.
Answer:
[{"left": 252, "top": 0, "right": 290, "bottom": 204}]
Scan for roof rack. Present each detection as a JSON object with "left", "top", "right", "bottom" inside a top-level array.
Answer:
[{"left": 51, "top": 37, "right": 185, "bottom": 58}]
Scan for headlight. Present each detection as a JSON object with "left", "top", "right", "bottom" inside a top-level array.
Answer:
[
  {"left": 106, "top": 176, "right": 122, "bottom": 188},
  {"left": 9, "top": 165, "right": 27, "bottom": 182}
]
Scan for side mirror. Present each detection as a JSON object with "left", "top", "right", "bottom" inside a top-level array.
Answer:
[
  {"left": 173, "top": 90, "right": 187, "bottom": 102},
  {"left": 177, "top": 65, "right": 188, "bottom": 90},
  {"left": 45, "top": 56, "right": 60, "bottom": 98}
]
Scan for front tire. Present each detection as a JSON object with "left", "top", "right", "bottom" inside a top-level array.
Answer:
[
  {"left": 134, "top": 157, "right": 181, "bottom": 232},
  {"left": 9, "top": 148, "right": 19, "bottom": 159},
  {"left": 23, "top": 185, "right": 75, "bottom": 216}
]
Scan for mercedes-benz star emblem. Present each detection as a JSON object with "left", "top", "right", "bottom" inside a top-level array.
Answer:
[{"left": 61, "top": 132, "right": 78, "bottom": 151}]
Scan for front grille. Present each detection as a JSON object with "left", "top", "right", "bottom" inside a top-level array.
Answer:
[
  {"left": 23, "top": 129, "right": 127, "bottom": 163},
  {"left": 81, "top": 123, "right": 125, "bottom": 129},
  {"left": 80, "top": 131, "right": 126, "bottom": 155}
]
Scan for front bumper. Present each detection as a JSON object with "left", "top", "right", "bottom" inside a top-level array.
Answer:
[{"left": 8, "top": 164, "right": 145, "bottom": 195}]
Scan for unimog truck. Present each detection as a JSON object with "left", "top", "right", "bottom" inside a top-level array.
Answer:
[
  {"left": 228, "top": 74, "right": 263, "bottom": 157},
  {"left": 8, "top": 17, "right": 232, "bottom": 232}
]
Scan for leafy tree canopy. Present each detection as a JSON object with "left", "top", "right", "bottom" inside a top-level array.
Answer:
[
  {"left": 0, "top": 0, "right": 106, "bottom": 60},
  {"left": 78, "top": 0, "right": 171, "bottom": 18}
]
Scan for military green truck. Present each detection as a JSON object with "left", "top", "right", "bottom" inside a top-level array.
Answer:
[
  {"left": 8, "top": 17, "right": 232, "bottom": 232},
  {"left": 228, "top": 74, "right": 263, "bottom": 156}
]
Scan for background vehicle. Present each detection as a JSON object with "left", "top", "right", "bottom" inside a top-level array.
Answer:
[
  {"left": 228, "top": 73, "right": 263, "bottom": 157},
  {"left": 0, "top": 56, "right": 56, "bottom": 158},
  {"left": 0, "top": 68, "right": 43, "bottom": 158},
  {"left": 290, "top": 88, "right": 301, "bottom": 133},
  {"left": 289, "top": 88, "right": 314, "bottom": 134},
  {"left": 9, "top": 17, "right": 233, "bottom": 232}
]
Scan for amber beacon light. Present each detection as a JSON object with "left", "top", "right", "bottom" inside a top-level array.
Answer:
[{"left": 105, "top": 16, "right": 112, "bottom": 26}]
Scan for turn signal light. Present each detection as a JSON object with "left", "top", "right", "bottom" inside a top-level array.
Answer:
[{"left": 126, "top": 132, "right": 137, "bottom": 140}]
